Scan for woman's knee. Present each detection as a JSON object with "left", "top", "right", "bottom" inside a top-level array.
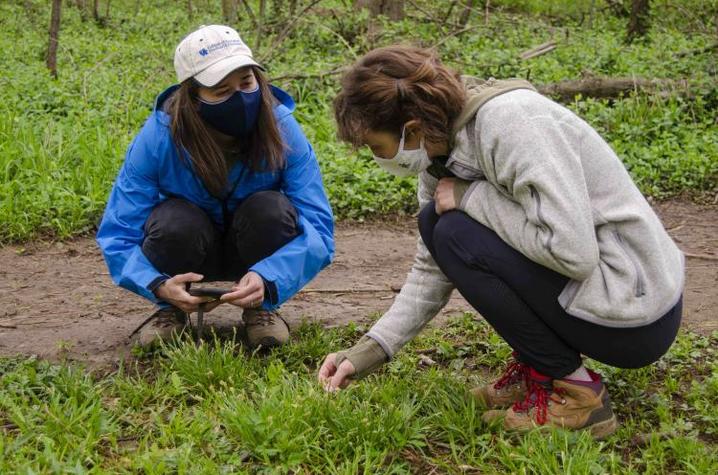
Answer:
[
  {"left": 233, "top": 191, "right": 298, "bottom": 233},
  {"left": 230, "top": 192, "right": 300, "bottom": 262},
  {"left": 142, "top": 199, "right": 217, "bottom": 275},
  {"left": 144, "top": 198, "right": 214, "bottom": 242}
]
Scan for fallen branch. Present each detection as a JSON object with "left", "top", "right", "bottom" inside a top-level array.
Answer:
[{"left": 536, "top": 76, "right": 691, "bottom": 102}]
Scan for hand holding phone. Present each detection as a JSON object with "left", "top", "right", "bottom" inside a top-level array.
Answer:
[{"left": 188, "top": 287, "right": 233, "bottom": 300}]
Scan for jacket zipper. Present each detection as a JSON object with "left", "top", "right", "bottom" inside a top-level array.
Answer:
[{"left": 613, "top": 231, "right": 646, "bottom": 298}]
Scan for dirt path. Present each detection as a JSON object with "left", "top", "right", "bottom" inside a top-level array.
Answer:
[{"left": 0, "top": 199, "right": 716, "bottom": 368}]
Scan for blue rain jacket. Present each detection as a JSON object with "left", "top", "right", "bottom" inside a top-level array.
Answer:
[{"left": 96, "top": 85, "right": 335, "bottom": 309}]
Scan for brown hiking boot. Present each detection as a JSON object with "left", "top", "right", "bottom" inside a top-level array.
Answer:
[
  {"left": 503, "top": 369, "right": 618, "bottom": 439},
  {"left": 471, "top": 352, "right": 528, "bottom": 409},
  {"left": 242, "top": 308, "right": 289, "bottom": 349},
  {"left": 133, "top": 306, "right": 188, "bottom": 348}
]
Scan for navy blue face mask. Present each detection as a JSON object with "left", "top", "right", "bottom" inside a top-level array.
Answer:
[{"left": 198, "top": 86, "right": 262, "bottom": 138}]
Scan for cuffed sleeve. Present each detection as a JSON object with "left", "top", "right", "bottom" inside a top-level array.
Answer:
[{"left": 335, "top": 335, "right": 389, "bottom": 380}]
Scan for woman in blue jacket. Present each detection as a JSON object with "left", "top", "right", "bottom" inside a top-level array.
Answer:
[{"left": 97, "top": 25, "right": 334, "bottom": 349}]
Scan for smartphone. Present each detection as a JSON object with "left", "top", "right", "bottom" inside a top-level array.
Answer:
[{"left": 188, "top": 287, "right": 232, "bottom": 299}]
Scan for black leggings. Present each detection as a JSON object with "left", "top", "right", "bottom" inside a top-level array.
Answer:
[
  {"left": 419, "top": 203, "right": 682, "bottom": 379},
  {"left": 142, "top": 191, "right": 300, "bottom": 302}
]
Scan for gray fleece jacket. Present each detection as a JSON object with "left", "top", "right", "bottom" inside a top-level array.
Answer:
[{"left": 365, "top": 86, "right": 685, "bottom": 360}]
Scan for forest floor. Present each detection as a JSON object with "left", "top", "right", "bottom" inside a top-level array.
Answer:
[{"left": 1, "top": 198, "right": 716, "bottom": 369}]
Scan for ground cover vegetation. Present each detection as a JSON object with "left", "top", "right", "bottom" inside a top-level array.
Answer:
[
  {"left": 0, "top": 0, "right": 716, "bottom": 241},
  {"left": 0, "top": 316, "right": 717, "bottom": 472}
]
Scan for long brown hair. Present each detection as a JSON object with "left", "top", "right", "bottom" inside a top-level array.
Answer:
[
  {"left": 334, "top": 45, "right": 466, "bottom": 147},
  {"left": 167, "top": 66, "right": 285, "bottom": 197}
]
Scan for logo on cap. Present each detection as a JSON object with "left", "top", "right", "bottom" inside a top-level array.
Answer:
[{"left": 199, "top": 48, "right": 209, "bottom": 56}]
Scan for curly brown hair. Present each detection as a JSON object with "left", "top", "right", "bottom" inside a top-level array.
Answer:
[{"left": 333, "top": 45, "right": 467, "bottom": 148}]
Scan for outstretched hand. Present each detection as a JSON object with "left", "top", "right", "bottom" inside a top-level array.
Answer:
[{"left": 318, "top": 353, "right": 356, "bottom": 391}]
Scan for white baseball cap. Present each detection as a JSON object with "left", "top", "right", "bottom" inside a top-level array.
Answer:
[{"left": 174, "top": 25, "right": 263, "bottom": 87}]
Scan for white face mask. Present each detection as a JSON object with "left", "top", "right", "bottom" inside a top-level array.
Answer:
[{"left": 373, "top": 127, "right": 431, "bottom": 177}]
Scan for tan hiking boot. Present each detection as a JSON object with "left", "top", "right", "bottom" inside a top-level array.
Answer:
[
  {"left": 133, "top": 306, "right": 188, "bottom": 348},
  {"left": 471, "top": 352, "right": 528, "bottom": 409},
  {"left": 242, "top": 308, "right": 289, "bottom": 349},
  {"left": 503, "top": 369, "right": 618, "bottom": 439}
]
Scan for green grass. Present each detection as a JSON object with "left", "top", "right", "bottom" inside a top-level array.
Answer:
[
  {"left": 1, "top": 314, "right": 716, "bottom": 473},
  {"left": 0, "top": 0, "right": 716, "bottom": 242}
]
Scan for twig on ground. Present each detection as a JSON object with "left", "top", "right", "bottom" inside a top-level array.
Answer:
[
  {"left": 434, "top": 24, "right": 483, "bottom": 47},
  {"left": 519, "top": 40, "right": 557, "bottom": 60},
  {"left": 299, "top": 288, "right": 393, "bottom": 294},
  {"left": 271, "top": 65, "right": 347, "bottom": 82},
  {"left": 675, "top": 42, "right": 718, "bottom": 58},
  {"left": 683, "top": 252, "right": 718, "bottom": 261}
]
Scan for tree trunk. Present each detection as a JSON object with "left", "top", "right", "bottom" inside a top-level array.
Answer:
[
  {"left": 256, "top": 0, "right": 266, "bottom": 51},
  {"left": 356, "top": 0, "right": 404, "bottom": 21},
  {"left": 92, "top": 0, "right": 99, "bottom": 21},
  {"left": 627, "top": 0, "right": 650, "bottom": 42},
  {"left": 221, "top": 0, "right": 233, "bottom": 22},
  {"left": 47, "top": 0, "right": 62, "bottom": 78},
  {"left": 459, "top": 0, "right": 476, "bottom": 26},
  {"left": 187, "top": 0, "right": 192, "bottom": 19}
]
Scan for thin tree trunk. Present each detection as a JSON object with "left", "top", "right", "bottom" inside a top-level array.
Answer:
[
  {"left": 459, "top": 0, "right": 476, "bottom": 26},
  {"left": 93, "top": 0, "right": 99, "bottom": 21},
  {"left": 187, "top": 0, "right": 192, "bottom": 19},
  {"left": 627, "top": 0, "right": 650, "bottom": 42},
  {"left": 385, "top": 0, "right": 404, "bottom": 20},
  {"left": 221, "top": 0, "right": 232, "bottom": 22},
  {"left": 47, "top": 0, "right": 62, "bottom": 78},
  {"left": 104, "top": 0, "right": 110, "bottom": 19},
  {"left": 356, "top": 0, "right": 404, "bottom": 20},
  {"left": 256, "top": 0, "right": 266, "bottom": 50}
]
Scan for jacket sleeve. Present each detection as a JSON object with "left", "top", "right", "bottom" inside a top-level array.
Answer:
[
  {"left": 459, "top": 100, "right": 599, "bottom": 281},
  {"left": 249, "top": 114, "right": 335, "bottom": 309},
  {"left": 96, "top": 122, "right": 167, "bottom": 303},
  {"left": 364, "top": 172, "right": 455, "bottom": 358}
]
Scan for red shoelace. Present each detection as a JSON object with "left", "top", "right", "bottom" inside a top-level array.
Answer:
[
  {"left": 512, "top": 380, "right": 567, "bottom": 425},
  {"left": 493, "top": 351, "right": 529, "bottom": 390}
]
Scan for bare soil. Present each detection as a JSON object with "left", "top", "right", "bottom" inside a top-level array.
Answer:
[{"left": 0, "top": 199, "right": 715, "bottom": 369}]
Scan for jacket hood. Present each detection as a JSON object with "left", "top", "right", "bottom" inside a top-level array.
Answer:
[{"left": 451, "top": 76, "right": 536, "bottom": 137}]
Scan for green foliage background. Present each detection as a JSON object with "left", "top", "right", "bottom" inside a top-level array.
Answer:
[{"left": 0, "top": 0, "right": 716, "bottom": 242}]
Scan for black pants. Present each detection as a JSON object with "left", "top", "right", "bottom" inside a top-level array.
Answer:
[
  {"left": 419, "top": 203, "right": 682, "bottom": 379},
  {"left": 142, "top": 191, "right": 300, "bottom": 298}
]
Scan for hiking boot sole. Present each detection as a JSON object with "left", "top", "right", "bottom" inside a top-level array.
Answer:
[
  {"left": 502, "top": 414, "right": 619, "bottom": 439},
  {"left": 250, "top": 336, "right": 288, "bottom": 350},
  {"left": 585, "top": 414, "right": 618, "bottom": 440}
]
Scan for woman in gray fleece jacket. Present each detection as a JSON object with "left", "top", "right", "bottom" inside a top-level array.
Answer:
[{"left": 318, "top": 45, "right": 684, "bottom": 439}]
